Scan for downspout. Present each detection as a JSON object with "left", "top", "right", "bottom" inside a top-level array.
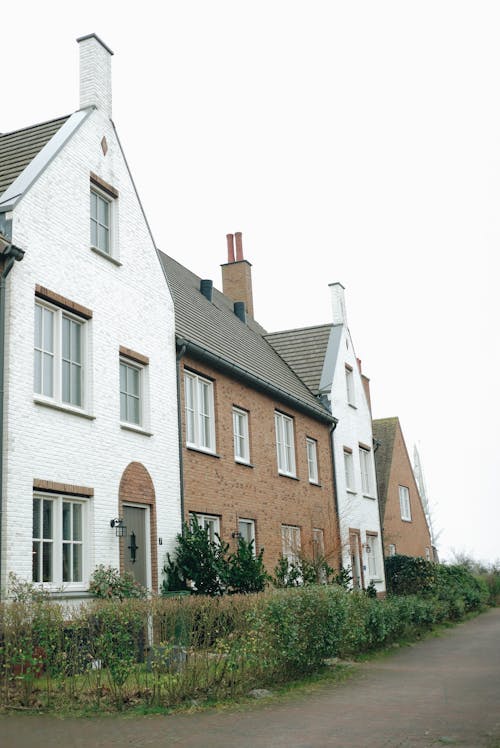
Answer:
[
  {"left": 175, "top": 341, "right": 187, "bottom": 536},
  {"left": 329, "top": 418, "right": 342, "bottom": 572},
  {"left": 0, "top": 243, "right": 25, "bottom": 594}
]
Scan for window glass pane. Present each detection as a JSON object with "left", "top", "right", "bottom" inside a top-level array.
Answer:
[
  {"left": 43, "top": 500, "right": 52, "bottom": 539},
  {"left": 71, "top": 363, "right": 82, "bottom": 406},
  {"left": 120, "top": 391, "right": 127, "bottom": 421},
  {"left": 98, "top": 225, "right": 109, "bottom": 252},
  {"left": 43, "top": 308, "right": 54, "bottom": 352},
  {"left": 42, "top": 542, "right": 52, "bottom": 582},
  {"left": 32, "top": 541, "right": 40, "bottom": 582},
  {"left": 90, "top": 191, "right": 97, "bottom": 219},
  {"left": 35, "top": 304, "right": 42, "bottom": 347},
  {"left": 128, "top": 366, "right": 140, "bottom": 396},
  {"left": 73, "top": 544, "right": 82, "bottom": 582},
  {"left": 63, "top": 502, "right": 71, "bottom": 541},
  {"left": 34, "top": 350, "right": 42, "bottom": 394},
  {"left": 62, "top": 543, "right": 70, "bottom": 582},
  {"left": 33, "top": 498, "right": 40, "bottom": 539},
  {"left": 42, "top": 353, "right": 54, "bottom": 397},
  {"left": 129, "top": 394, "right": 140, "bottom": 424},
  {"left": 73, "top": 504, "right": 82, "bottom": 541},
  {"left": 71, "top": 321, "right": 81, "bottom": 364},
  {"left": 62, "top": 316, "right": 70, "bottom": 359},
  {"left": 62, "top": 360, "right": 70, "bottom": 402},
  {"left": 98, "top": 195, "right": 109, "bottom": 225}
]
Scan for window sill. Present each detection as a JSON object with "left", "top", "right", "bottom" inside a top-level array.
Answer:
[
  {"left": 235, "top": 459, "right": 254, "bottom": 468},
  {"left": 34, "top": 397, "right": 96, "bottom": 420},
  {"left": 346, "top": 488, "right": 357, "bottom": 495},
  {"left": 186, "top": 445, "right": 220, "bottom": 458},
  {"left": 91, "top": 245, "right": 122, "bottom": 266},
  {"left": 309, "top": 480, "right": 322, "bottom": 488},
  {"left": 34, "top": 587, "right": 92, "bottom": 599},
  {"left": 348, "top": 403, "right": 357, "bottom": 409},
  {"left": 401, "top": 518, "right": 412, "bottom": 523},
  {"left": 278, "top": 472, "right": 299, "bottom": 481},
  {"left": 362, "top": 494, "right": 376, "bottom": 500},
  {"left": 120, "top": 422, "right": 153, "bottom": 437}
]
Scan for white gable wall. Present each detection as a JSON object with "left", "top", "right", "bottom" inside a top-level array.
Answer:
[
  {"left": 1, "top": 105, "right": 181, "bottom": 594},
  {"left": 327, "top": 325, "right": 386, "bottom": 593}
]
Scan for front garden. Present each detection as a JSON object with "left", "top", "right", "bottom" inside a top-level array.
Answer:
[{"left": 0, "top": 552, "right": 494, "bottom": 713}]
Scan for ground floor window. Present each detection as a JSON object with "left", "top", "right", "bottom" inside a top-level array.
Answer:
[
  {"left": 365, "top": 533, "right": 380, "bottom": 579},
  {"left": 238, "top": 518, "right": 256, "bottom": 553},
  {"left": 281, "top": 524, "right": 301, "bottom": 564},
  {"left": 32, "top": 494, "right": 84, "bottom": 585},
  {"left": 190, "top": 512, "right": 220, "bottom": 542}
]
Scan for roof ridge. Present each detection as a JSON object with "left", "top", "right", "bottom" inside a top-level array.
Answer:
[{"left": 265, "top": 322, "right": 332, "bottom": 336}]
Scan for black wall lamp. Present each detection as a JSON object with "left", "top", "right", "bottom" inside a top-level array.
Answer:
[{"left": 110, "top": 517, "right": 127, "bottom": 537}]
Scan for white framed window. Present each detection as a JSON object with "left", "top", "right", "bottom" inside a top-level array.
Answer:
[
  {"left": 190, "top": 512, "right": 220, "bottom": 542},
  {"left": 90, "top": 188, "right": 111, "bottom": 254},
  {"left": 306, "top": 438, "right": 319, "bottom": 484},
  {"left": 399, "top": 485, "right": 412, "bottom": 521},
  {"left": 344, "top": 449, "right": 355, "bottom": 491},
  {"left": 34, "top": 301, "right": 86, "bottom": 410},
  {"left": 184, "top": 371, "right": 216, "bottom": 453},
  {"left": 233, "top": 407, "right": 250, "bottom": 464},
  {"left": 312, "top": 528, "right": 325, "bottom": 560},
  {"left": 238, "top": 518, "right": 256, "bottom": 554},
  {"left": 366, "top": 534, "right": 379, "bottom": 579},
  {"left": 388, "top": 543, "right": 397, "bottom": 557},
  {"left": 120, "top": 358, "right": 142, "bottom": 425},
  {"left": 359, "top": 447, "right": 373, "bottom": 496},
  {"left": 32, "top": 494, "right": 85, "bottom": 587},
  {"left": 281, "top": 524, "right": 301, "bottom": 565},
  {"left": 275, "top": 411, "right": 296, "bottom": 477},
  {"left": 345, "top": 365, "right": 355, "bottom": 406},
  {"left": 425, "top": 547, "right": 431, "bottom": 561}
]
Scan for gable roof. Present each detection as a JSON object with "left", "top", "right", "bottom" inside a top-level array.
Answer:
[
  {"left": 159, "top": 252, "right": 333, "bottom": 423},
  {"left": 0, "top": 116, "right": 70, "bottom": 198},
  {"left": 372, "top": 417, "right": 399, "bottom": 518},
  {"left": 264, "top": 324, "right": 333, "bottom": 396}
]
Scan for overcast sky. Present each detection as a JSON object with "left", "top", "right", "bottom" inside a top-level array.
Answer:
[{"left": 3, "top": 1, "right": 498, "bottom": 564}]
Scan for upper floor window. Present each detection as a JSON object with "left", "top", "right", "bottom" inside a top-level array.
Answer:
[
  {"left": 233, "top": 407, "right": 250, "bottom": 464},
  {"left": 306, "top": 438, "right": 319, "bottom": 484},
  {"left": 90, "top": 189, "right": 111, "bottom": 254},
  {"left": 120, "top": 359, "right": 141, "bottom": 425},
  {"left": 344, "top": 448, "right": 355, "bottom": 491},
  {"left": 185, "top": 371, "right": 216, "bottom": 453},
  {"left": 399, "top": 485, "right": 412, "bottom": 521},
  {"left": 359, "top": 446, "right": 374, "bottom": 496},
  {"left": 345, "top": 365, "right": 355, "bottom": 406},
  {"left": 275, "top": 411, "right": 296, "bottom": 477},
  {"left": 34, "top": 300, "right": 86, "bottom": 409},
  {"left": 32, "top": 494, "right": 85, "bottom": 587}
]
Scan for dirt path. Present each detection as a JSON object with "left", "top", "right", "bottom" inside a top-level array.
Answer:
[{"left": 1, "top": 608, "right": 499, "bottom": 747}]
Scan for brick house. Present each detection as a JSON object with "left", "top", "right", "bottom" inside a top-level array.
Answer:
[
  {"left": 0, "top": 35, "right": 181, "bottom": 598},
  {"left": 266, "top": 284, "right": 386, "bottom": 594},
  {"left": 159, "top": 235, "right": 339, "bottom": 575},
  {"left": 373, "top": 417, "right": 433, "bottom": 560}
]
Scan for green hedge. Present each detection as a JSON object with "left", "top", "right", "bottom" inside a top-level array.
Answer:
[{"left": 0, "top": 567, "right": 490, "bottom": 711}]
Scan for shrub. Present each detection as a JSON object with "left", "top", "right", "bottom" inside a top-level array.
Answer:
[
  {"left": 226, "top": 539, "right": 269, "bottom": 594},
  {"left": 89, "top": 565, "right": 147, "bottom": 600}
]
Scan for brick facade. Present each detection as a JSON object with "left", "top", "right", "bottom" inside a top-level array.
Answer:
[{"left": 180, "top": 354, "right": 339, "bottom": 573}]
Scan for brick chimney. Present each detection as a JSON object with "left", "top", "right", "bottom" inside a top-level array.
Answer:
[
  {"left": 221, "top": 232, "right": 254, "bottom": 318},
  {"left": 329, "top": 282, "right": 347, "bottom": 325},
  {"left": 77, "top": 33, "right": 114, "bottom": 118}
]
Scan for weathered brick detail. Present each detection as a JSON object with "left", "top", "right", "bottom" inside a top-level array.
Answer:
[
  {"left": 119, "top": 346, "right": 149, "bottom": 366},
  {"left": 33, "top": 479, "right": 94, "bottom": 497},
  {"left": 35, "top": 285, "right": 93, "bottom": 319},
  {"left": 180, "top": 355, "right": 339, "bottom": 573},
  {"left": 118, "top": 462, "right": 158, "bottom": 592},
  {"left": 90, "top": 172, "right": 119, "bottom": 198}
]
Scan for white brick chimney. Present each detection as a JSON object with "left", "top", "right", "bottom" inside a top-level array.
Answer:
[
  {"left": 329, "top": 282, "right": 347, "bottom": 325},
  {"left": 77, "top": 33, "right": 114, "bottom": 118}
]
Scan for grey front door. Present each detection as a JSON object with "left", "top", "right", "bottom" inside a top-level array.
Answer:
[{"left": 122, "top": 505, "right": 148, "bottom": 588}]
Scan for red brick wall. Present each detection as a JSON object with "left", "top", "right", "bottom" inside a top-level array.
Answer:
[
  {"left": 382, "top": 425, "right": 432, "bottom": 558},
  {"left": 180, "top": 355, "right": 339, "bottom": 574}
]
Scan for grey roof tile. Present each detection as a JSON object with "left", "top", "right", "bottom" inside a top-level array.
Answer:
[
  {"left": 159, "top": 252, "right": 332, "bottom": 421},
  {"left": 372, "top": 417, "right": 398, "bottom": 519},
  {"left": 264, "top": 325, "right": 332, "bottom": 395},
  {"left": 0, "top": 115, "right": 70, "bottom": 197}
]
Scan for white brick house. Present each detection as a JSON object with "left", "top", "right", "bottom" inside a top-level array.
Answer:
[
  {"left": 266, "top": 284, "right": 386, "bottom": 593},
  {"left": 0, "top": 35, "right": 181, "bottom": 598}
]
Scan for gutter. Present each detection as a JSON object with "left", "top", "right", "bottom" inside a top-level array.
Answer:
[
  {"left": 0, "top": 241, "right": 25, "bottom": 594},
  {"left": 329, "top": 419, "right": 343, "bottom": 572},
  {"left": 176, "top": 337, "right": 335, "bottom": 426},
  {"left": 176, "top": 342, "right": 187, "bottom": 535}
]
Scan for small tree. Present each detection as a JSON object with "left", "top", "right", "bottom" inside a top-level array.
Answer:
[{"left": 226, "top": 538, "right": 269, "bottom": 593}]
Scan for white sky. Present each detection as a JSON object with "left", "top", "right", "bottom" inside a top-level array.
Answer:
[{"left": 3, "top": 2, "right": 499, "bottom": 564}]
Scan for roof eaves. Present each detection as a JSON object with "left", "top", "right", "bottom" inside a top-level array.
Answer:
[{"left": 0, "top": 108, "right": 93, "bottom": 215}]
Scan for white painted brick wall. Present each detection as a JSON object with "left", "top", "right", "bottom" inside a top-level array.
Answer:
[
  {"left": 329, "top": 325, "right": 386, "bottom": 593},
  {"left": 2, "top": 106, "right": 181, "bottom": 593}
]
